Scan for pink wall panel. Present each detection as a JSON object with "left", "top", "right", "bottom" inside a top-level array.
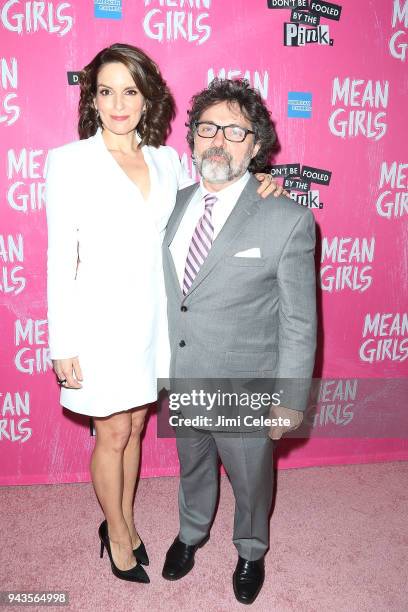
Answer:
[{"left": 1, "top": 0, "right": 407, "bottom": 485}]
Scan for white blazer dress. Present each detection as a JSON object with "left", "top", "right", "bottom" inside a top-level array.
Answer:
[{"left": 46, "top": 128, "right": 192, "bottom": 417}]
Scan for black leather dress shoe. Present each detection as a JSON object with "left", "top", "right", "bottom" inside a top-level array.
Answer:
[
  {"left": 233, "top": 555, "right": 265, "bottom": 604},
  {"left": 162, "top": 535, "right": 208, "bottom": 581}
]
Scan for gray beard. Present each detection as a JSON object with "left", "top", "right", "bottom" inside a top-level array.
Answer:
[{"left": 195, "top": 146, "right": 252, "bottom": 184}]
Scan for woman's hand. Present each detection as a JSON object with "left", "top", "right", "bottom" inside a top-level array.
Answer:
[
  {"left": 255, "top": 173, "right": 289, "bottom": 198},
  {"left": 53, "top": 357, "right": 83, "bottom": 389}
]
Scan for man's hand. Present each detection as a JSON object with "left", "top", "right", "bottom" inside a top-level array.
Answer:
[
  {"left": 52, "top": 357, "right": 83, "bottom": 389},
  {"left": 255, "top": 173, "right": 290, "bottom": 198},
  {"left": 268, "top": 405, "right": 303, "bottom": 440}
]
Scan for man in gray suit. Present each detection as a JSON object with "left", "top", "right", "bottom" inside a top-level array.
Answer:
[{"left": 161, "top": 79, "right": 316, "bottom": 604}]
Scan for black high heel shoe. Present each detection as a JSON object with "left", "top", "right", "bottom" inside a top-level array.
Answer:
[
  {"left": 99, "top": 521, "right": 150, "bottom": 583},
  {"left": 133, "top": 539, "right": 149, "bottom": 566}
]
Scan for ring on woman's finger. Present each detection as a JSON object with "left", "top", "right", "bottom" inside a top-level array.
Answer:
[{"left": 58, "top": 378, "right": 67, "bottom": 385}]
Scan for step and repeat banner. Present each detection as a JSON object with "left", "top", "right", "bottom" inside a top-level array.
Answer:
[{"left": 1, "top": 1, "right": 407, "bottom": 485}]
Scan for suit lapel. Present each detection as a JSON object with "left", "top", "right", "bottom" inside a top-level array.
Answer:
[
  {"left": 164, "top": 184, "right": 199, "bottom": 300},
  {"left": 166, "top": 184, "right": 199, "bottom": 247},
  {"left": 185, "top": 176, "right": 262, "bottom": 296}
]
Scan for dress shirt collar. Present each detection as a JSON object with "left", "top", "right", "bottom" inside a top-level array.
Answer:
[{"left": 199, "top": 171, "right": 251, "bottom": 204}]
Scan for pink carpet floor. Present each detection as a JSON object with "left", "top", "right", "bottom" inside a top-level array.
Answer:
[{"left": 0, "top": 461, "right": 407, "bottom": 612}]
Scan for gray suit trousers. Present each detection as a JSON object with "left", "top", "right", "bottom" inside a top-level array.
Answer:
[{"left": 176, "top": 427, "right": 274, "bottom": 561}]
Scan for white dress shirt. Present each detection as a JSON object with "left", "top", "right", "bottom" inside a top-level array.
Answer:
[{"left": 170, "top": 171, "right": 251, "bottom": 286}]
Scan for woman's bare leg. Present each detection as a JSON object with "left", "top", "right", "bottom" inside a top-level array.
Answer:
[
  {"left": 91, "top": 411, "right": 136, "bottom": 570},
  {"left": 122, "top": 407, "right": 148, "bottom": 549}
]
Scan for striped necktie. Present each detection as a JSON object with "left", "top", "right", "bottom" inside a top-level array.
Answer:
[{"left": 182, "top": 193, "right": 217, "bottom": 295}]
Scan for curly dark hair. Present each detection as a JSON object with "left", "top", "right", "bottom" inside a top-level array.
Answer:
[
  {"left": 78, "top": 43, "right": 176, "bottom": 146},
  {"left": 186, "top": 78, "right": 277, "bottom": 173}
]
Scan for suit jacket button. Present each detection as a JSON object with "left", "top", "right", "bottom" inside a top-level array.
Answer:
[
  {"left": 179, "top": 340, "right": 186, "bottom": 347},
  {"left": 181, "top": 306, "right": 187, "bottom": 312}
]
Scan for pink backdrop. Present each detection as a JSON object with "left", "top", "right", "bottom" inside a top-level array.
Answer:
[{"left": 1, "top": 0, "right": 407, "bottom": 485}]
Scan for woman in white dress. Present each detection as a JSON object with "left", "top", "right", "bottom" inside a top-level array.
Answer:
[{"left": 46, "top": 43, "right": 282, "bottom": 583}]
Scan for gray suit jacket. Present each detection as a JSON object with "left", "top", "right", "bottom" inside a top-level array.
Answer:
[{"left": 163, "top": 175, "right": 317, "bottom": 426}]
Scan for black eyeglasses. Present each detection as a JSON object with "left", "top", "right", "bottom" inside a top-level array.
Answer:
[{"left": 193, "top": 121, "right": 256, "bottom": 143}]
